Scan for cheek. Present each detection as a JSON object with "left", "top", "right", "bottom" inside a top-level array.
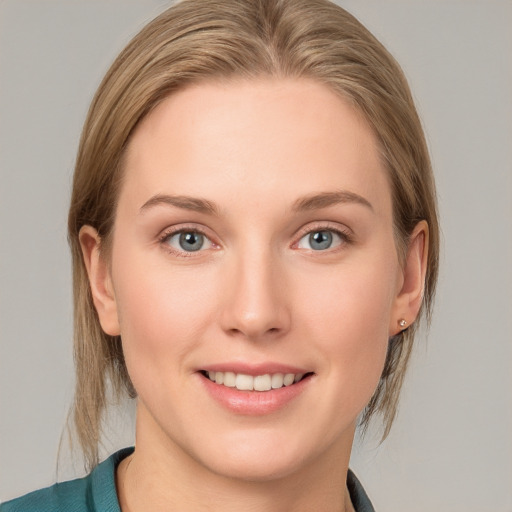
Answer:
[
  {"left": 111, "top": 251, "right": 219, "bottom": 377},
  {"left": 299, "top": 252, "right": 398, "bottom": 340},
  {"left": 296, "top": 253, "right": 398, "bottom": 406}
]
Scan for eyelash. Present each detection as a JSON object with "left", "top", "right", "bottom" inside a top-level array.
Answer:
[
  {"left": 158, "top": 225, "right": 215, "bottom": 258},
  {"left": 294, "top": 224, "right": 353, "bottom": 252},
  {"left": 158, "top": 223, "right": 353, "bottom": 258}
]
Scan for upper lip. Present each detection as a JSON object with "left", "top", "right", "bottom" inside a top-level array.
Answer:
[{"left": 199, "top": 362, "right": 311, "bottom": 376}]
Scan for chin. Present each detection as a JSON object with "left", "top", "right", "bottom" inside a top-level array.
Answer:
[
  {"left": 183, "top": 424, "right": 347, "bottom": 484},
  {"left": 205, "top": 451, "right": 308, "bottom": 483}
]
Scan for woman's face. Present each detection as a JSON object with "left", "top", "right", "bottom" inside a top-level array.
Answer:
[{"left": 86, "top": 79, "right": 413, "bottom": 481}]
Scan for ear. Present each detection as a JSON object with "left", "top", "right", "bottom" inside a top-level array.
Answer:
[
  {"left": 389, "top": 220, "right": 429, "bottom": 336},
  {"left": 79, "top": 225, "right": 120, "bottom": 336}
]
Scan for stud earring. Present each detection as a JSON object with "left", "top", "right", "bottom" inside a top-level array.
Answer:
[{"left": 398, "top": 319, "right": 407, "bottom": 329}]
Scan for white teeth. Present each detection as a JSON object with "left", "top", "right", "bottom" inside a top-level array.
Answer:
[
  {"left": 235, "top": 373, "right": 253, "bottom": 391},
  {"left": 206, "top": 371, "right": 306, "bottom": 391},
  {"left": 223, "top": 371, "right": 236, "bottom": 387},
  {"left": 283, "top": 373, "right": 295, "bottom": 386},
  {"left": 271, "top": 373, "right": 284, "bottom": 389},
  {"left": 254, "top": 374, "right": 272, "bottom": 391}
]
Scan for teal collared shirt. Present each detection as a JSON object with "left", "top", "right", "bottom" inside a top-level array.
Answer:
[{"left": 1, "top": 448, "right": 375, "bottom": 511}]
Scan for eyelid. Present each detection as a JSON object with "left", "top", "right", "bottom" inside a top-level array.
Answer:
[
  {"left": 292, "top": 222, "right": 353, "bottom": 250},
  {"left": 158, "top": 224, "right": 219, "bottom": 257},
  {"left": 156, "top": 221, "right": 353, "bottom": 257}
]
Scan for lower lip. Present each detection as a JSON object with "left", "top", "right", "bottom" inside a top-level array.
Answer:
[{"left": 199, "top": 374, "right": 312, "bottom": 415}]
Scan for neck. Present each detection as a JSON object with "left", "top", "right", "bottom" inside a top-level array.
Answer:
[{"left": 117, "top": 405, "right": 356, "bottom": 512}]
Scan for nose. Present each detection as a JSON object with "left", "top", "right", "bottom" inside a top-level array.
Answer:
[{"left": 219, "top": 247, "right": 291, "bottom": 341}]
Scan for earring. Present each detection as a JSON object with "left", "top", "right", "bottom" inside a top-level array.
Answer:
[{"left": 398, "top": 319, "right": 407, "bottom": 329}]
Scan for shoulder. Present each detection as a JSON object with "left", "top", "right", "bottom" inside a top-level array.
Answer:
[
  {"left": 0, "top": 478, "right": 90, "bottom": 512},
  {"left": 0, "top": 448, "right": 133, "bottom": 512}
]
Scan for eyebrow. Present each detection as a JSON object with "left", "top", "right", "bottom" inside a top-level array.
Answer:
[
  {"left": 139, "top": 190, "right": 373, "bottom": 216},
  {"left": 140, "top": 194, "right": 220, "bottom": 215},
  {"left": 292, "top": 190, "right": 374, "bottom": 212}
]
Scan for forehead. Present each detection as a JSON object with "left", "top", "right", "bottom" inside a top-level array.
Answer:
[{"left": 121, "top": 78, "right": 391, "bottom": 217}]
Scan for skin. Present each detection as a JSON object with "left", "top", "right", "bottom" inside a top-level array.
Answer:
[{"left": 80, "top": 78, "right": 428, "bottom": 512}]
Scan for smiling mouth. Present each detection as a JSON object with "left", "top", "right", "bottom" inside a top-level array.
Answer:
[{"left": 201, "top": 371, "right": 313, "bottom": 392}]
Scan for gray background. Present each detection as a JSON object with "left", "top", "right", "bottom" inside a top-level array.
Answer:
[{"left": 1, "top": 1, "right": 511, "bottom": 510}]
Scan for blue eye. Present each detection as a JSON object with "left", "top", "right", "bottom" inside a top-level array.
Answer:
[
  {"left": 297, "top": 229, "right": 344, "bottom": 251},
  {"left": 164, "top": 231, "right": 212, "bottom": 253}
]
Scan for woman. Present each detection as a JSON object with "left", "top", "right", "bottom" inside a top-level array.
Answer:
[{"left": 1, "top": 0, "right": 438, "bottom": 510}]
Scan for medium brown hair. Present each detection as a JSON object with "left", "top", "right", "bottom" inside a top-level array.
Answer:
[{"left": 68, "top": 0, "right": 439, "bottom": 470}]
